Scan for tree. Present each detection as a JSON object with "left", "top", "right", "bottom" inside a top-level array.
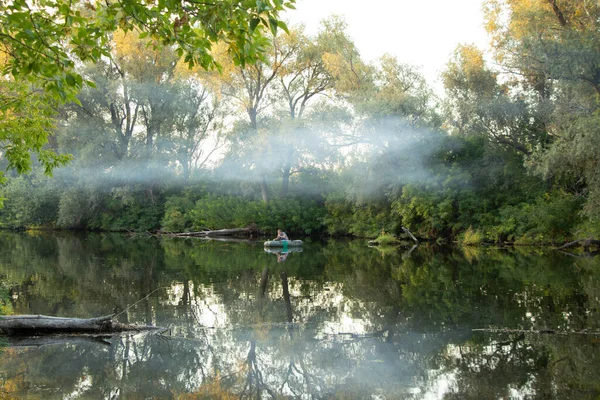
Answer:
[
  {"left": 0, "top": 0, "right": 295, "bottom": 181},
  {"left": 442, "top": 44, "right": 548, "bottom": 156},
  {"left": 273, "top": 22, "right": 348, "bottom": 198},
  {"left": 334, "top": 55, "right": 441, "bottom": 200},
  {"left": 203, "top": 37, "right": 294, "bottom": 203},
  {"left": 167, "top": 81, "right": 223, "bottom": 181},
  {"left": 210, "top": 17, "right": 364, "bottom": 202},
  {"left": 484, "top": 0, "right": 600, "bottom": 218},
  {"left": 61, "top": 29, "right": 223, "bottom": 170}
]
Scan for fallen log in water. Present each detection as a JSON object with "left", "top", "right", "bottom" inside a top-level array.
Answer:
[
  {"left": 401, "top": 226, "right": 419, "bottom": 244},
  {"left": 168, "top": 227, "right": 254, "bottom": 238},
  {"left": 0, "top": 314, "right": 162, "bottom": 336},
  {"left": 557, "top": 238, "right": 600, "bottom": 251},
  {"left": 555, "top": 238, "right": 600, "bottom": 257}
]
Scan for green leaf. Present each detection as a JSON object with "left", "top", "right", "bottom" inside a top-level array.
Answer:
[
  {"left": 249, "top": 18, "right": 260, "bottom": 33},
  {"left": 277, "top": 20, "right": 289, "bottom": 34},
  {"left": 65, "top": 73, "right": 77, "bottom": 87},
  {"left": 269, "top": 17, "right": 278, "bottom": 36}
]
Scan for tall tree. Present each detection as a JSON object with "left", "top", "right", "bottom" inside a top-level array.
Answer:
[
  {"left": 442, "top": 44, "right": 548, "bottom": 156},
  {"left": 272, "top": 23, "right": 344, "bottom": 198},
  {"left": 168, "top": 80, "right": 223, "bottom": 181},
  {"left": 203, "top": 34, "right": 294, "bottom": 203},
  {"left": 62, "top": 30, "right": 221, "bottom": 169},
  {"left": 485, "top": 0, "right": 600, "bottom": 217}
]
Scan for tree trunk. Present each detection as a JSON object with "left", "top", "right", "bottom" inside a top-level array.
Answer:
[
  {"left": 280, "top": 164, "right": 291, "bottom": 199},
  {"left": 260, "top": 174, "right": 269, "bottom": 204},
  {"left": 0, "top": 314, "right": 161, "bottom": 336},
  {"left": 401, "top": 226, "right": 419, "bottom": 243}
]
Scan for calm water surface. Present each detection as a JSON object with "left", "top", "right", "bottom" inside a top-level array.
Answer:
[{"left": 0, "top": 231, "right": 599, "bottom": 399}]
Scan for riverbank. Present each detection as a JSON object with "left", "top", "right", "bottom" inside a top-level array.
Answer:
[{"left": 0, "top": 186, "right": 592, "bottom": 247}]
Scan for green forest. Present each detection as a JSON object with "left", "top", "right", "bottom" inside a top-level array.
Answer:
[{"left": 1, "top": 0, "right": 598, "bottom": 245}]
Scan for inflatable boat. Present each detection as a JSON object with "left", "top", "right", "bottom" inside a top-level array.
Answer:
[
  {"left": 263, "top": 240, "right": 303, "bottom": 247},
  {"left": 263, "top": 246, "right": 303, "bottom": 253}
]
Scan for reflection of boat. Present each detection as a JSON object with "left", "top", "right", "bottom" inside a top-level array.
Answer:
[
  {"left": 263, "top": 247, "right": 303, "bottom": 254},
  {"left": 263, "top": 240, "right": 303, "bottom": 247}
]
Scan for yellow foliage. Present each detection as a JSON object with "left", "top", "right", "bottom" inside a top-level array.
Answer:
[
  {"left": 177, "top": 41, "right": 237, "bottom": 99},
  {"left": 322, "top": 52, "right": 344, "bottom": 79},
  {"left": 485, "top": 0, "right": 600, "bottom": 45},
  {"left": 112, "top": 29, "right": 177, "bottom": 83},
  {"left": 461, "top": 226, "right": 484, "bottom": 246},
  {"left": 0, "top": 45, "right": 8, "bottom": 72},
  {"left": 460, "top": 45, "right": 486, "bottom": 71},
  {"left": 322, "top": 52, "right": 367, "bottom": 93}
]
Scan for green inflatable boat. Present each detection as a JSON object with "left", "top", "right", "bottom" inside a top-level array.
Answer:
[{"left": 263, "top": 240, "right": 303, "bottom": 247}]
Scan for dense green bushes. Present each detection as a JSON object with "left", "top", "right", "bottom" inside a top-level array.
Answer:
[
  {"left": 324, "top": 194, "right": 397, "bottom": 238},
  {"left": 0, "top": 170, "right": 585, "bottom": 244},
  {"left": 0, "top": 176, "right": 165, "bottom": 232},
  {"left": 492, "top": 192, "right": 583, "bottom": 245},
  {"left": 0, "top": 176, "right": 60, "bottom": 229},
  {"left": 163, "top": 193, "right": 326, "bottom": 235}
]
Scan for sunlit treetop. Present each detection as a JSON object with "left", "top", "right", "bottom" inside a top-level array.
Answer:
[{"left": 484, "top": 0, "right": 600, "bottom": 62}]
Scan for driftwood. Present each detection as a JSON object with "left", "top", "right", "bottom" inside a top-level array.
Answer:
[
  {"left": 168, "top": 227, "right": 254, "bottom": 238},
  {"left": 401, "top": 226, "right": 419, "bottom": 244},
  {"left": 557, "top": 238, "right": 600, "bottom": 251},
  {"left": 0, "top": 314, "right": 161, "bottom": 336},
  {"left": 555, "top": 238, "right": 600, "bottom": 257},
  {"left": 367, "top": 227, "right": 419, "bottom": 247}
]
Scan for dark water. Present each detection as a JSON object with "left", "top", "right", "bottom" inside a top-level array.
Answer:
[{"left": 0, "top": 232, "right": 599, "bottom": 399}]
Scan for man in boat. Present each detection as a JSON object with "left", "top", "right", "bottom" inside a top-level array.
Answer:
[{"left": 273, "top": 229, "right": 289, "bottom": 241}]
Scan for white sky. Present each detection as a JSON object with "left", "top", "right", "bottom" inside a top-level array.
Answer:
[{"left": 284, "top": 0, "right": 489, "bottom": 92}]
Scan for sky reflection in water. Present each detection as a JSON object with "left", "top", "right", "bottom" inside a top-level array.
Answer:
[{"left": 0, "top": 232, "right": 599, "bottom": 399}]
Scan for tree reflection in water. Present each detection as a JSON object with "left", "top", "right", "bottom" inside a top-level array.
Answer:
[{"left": 0, "top": 232, "right": 599, "bottom": 398}]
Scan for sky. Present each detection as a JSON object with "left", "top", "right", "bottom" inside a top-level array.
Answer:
[{"left": 284, "top": 0, "right": 489, "bottom": 92}]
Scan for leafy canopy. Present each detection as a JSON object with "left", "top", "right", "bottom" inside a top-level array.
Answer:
[{"left": 0, "top": 0, "right": 294, "bottom": 178}]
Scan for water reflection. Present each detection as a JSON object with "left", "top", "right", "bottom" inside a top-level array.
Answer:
[
  {"left": 0, "top": 232, "right": 599, "bottom": 399},
  {"left": 263, "top": 246, "right": 302, "bottom": 263}
]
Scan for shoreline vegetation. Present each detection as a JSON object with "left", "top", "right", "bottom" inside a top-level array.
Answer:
[
  {"left": 1, "top": 212, "right": 597, "bottom": 253},
  {"left": 0, "top": 188, "right": 594, "bottom": 249},
  {"left": 1, "top": 4, "right": 599, "bottom": 252}
]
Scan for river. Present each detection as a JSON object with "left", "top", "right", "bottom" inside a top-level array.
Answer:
[{"left": 0, "top": 231, "right": 598, "bottom": 399}]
